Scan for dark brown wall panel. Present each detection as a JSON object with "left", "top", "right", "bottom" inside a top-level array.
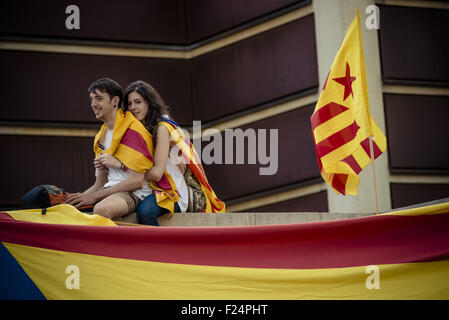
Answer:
[
  {"left": 201, "top": 104, "right": 320, "bottom": 201},
  {"left": 384, "top": 94, "right": 449, "bottom": 172},
  {"left": 378, "top": 5, "right": 449, "bottom": 85},
  {"left": 0, "top": 135, "right": 95, "bottom": 207},
  {"left": 1, "top": 1, "right": 308, "bottom": 45},
  {"left": 245, "top": 191, "right": 327, "bottom": 212},
  {"left": 391, "top": 183, "right": 449, "bottom": 209},
  {"left": 0, "top": 51, "right": 192, "bottom": 125},
  {"left": 191, "top": 14, "right": 318, "bottom": 122},
  {"left": 0, "top": 0, "right": 188, "bottom": 44},
  {"left": 187, "top": 0, "right": 305, "bottom": 42}
]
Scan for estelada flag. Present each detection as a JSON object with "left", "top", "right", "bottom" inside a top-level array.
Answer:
[
  {"left": 311, "top": 11, "right": 387, "bottom": 195},
  {"left": 159, "top": 118, "right": 226, "bottom": 213}
]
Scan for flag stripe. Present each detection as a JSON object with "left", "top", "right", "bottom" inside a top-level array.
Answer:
[
  {"left": 311, "top": 102, "right": 349, "bottom": 131},
  {"left": 360, "top": 137, "right": 382, "bottom": 159},
  {"left": 2, "top": 210, "right": 449, "bottom": 269},
  {"left": 4, "top": 241, "right": 449, "bottom": 300},
  {"left": 163, "top": 122, "right": 217, "bottom": 196},
  {"left": 342, "top": 154, "right": 362, "bottom": 174},
  {"left": 120, "top": 128, "right": 153, "bottom": 162},
  {"left": 156, "top": 174, "right": 172, "bottom": 191},
  {"left": 161, "top": 118, "right": 179, "bottom": 128},
  {"left": 0, "top": 242, "right": 46, "bottom": 299},
  {"left": 315, "top": 121, "right": 359, "bottom": 158},
  {"left": 312, "top": 108, "right": 355, "bottom": 144},
  {"left": 331, "top": 173, "right": 348, "bottom": 195}
]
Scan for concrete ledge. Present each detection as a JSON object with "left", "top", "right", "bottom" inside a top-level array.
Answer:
[{"left": 113, "top": 211, "right": 374, "bottom": 226}]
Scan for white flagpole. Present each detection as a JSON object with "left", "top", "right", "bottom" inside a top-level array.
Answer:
[{"left": 369, "top": 136, "right": 380, "bottom": 214}]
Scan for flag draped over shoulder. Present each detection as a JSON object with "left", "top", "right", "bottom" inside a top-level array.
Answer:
[
  {"left": 93, "top": 109, "right": 179, "bottom": 212},
  {"left": 1, "top": 203, "right": 449, "bottom": 299},
  {"left": 159, "top": 118, "right": 226, "bottom": 213},
  {"left": 311, "top": 11, "right": 387, "bottom": 195}
]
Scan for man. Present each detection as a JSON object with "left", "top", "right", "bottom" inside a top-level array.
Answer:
[{"left": 65, "top": 78, "right": 152, "bottom": 219}]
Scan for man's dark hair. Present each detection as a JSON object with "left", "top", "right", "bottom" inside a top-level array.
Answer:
[{"left": 88, "top": 78, "right": 123, "bottom": 107}]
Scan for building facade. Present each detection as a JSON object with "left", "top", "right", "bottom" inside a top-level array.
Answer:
[{"left": 1, "top": 0, "right": 448, "bottom": 212}]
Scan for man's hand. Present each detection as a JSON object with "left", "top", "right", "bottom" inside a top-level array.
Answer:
[{"left": 65, "top": 192, "right": 97, "bottom": 208}]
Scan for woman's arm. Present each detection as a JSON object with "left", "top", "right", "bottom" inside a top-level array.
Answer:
[
  {"left": 145, "top": 125, "right": 170, "bottom": 182},
  {"left": 96, "top": 153, "right": 122, "bottom": 170}
]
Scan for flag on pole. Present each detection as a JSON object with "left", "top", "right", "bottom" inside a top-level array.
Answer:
[{"left": 311, "top": 11, "right": 387, "bottom": 195}]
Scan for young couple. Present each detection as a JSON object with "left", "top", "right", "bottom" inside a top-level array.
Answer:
[{"left": 65, "top": 78, "right": 225, "bottom": 225}]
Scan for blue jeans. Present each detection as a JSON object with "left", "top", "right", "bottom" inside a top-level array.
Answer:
[{"left": 137, "top": 194, "right": 180, "bottom": 226}]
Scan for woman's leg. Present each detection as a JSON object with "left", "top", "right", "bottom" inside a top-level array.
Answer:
[
  {"left": 137, "top": 194, "right": 181, "bottom": 226},
  {"left": 137, "top": 194, "right": 163, "bottom": 226}
]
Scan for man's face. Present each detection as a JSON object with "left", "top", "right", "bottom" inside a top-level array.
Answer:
[{"left": 89, "top": 89, "right": 117, "bottom": 121}]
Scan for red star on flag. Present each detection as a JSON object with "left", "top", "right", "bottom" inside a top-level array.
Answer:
[{"left": 333, "top": 62, "right": 356, "bottom": 101}]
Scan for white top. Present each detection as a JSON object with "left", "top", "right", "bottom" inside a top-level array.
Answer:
[
  {"left": 97, "top": 129, "right": 153, "bottom": 200},
  {"left": 161, "top": 114, "right": 188, "bottom": 212},
  {"left": 165, "top": 155, "right": 188, "bottom": 213}
]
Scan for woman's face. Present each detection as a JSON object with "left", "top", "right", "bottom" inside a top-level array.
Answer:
[{"left": 127, "top": 91, "right": 149, "bottom": 121}]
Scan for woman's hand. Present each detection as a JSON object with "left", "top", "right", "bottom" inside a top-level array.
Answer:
[
  {"left": 93, "top": 156, "right": 107, "bottom": 171},
  {"left": 97, "top": 153, "right": 123, "bottom": 169}
]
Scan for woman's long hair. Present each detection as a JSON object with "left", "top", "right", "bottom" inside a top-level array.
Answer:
[{"left": 122, "top": 81, "right": 173, "bottom": 138}]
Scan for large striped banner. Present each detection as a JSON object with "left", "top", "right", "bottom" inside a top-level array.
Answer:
[{"left": 1, "top": 203, "right": 449, "bottom": 300}]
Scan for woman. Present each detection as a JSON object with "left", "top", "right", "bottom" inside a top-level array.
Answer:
[{"left": 95, "top": 81, "right": 188, "bottom": 225}]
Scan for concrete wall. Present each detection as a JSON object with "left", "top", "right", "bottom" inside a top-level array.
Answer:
[{"left": 114, "top": 211, "right": 373, "bottom": 226}]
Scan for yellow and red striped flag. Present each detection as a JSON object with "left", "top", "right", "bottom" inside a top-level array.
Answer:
[
  {"left": 311, "top": 11, "right": 387, "bottom": 195},
  {"left": 2, "top": 203, "right": 449, "bottom": 299},
  {"left": 159, "top": 119, "right": 226, "bottom": 213}
]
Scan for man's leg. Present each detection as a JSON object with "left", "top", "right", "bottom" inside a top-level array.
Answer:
[{"left": 93, "top": 193, "right": 131, "bottom": 219}]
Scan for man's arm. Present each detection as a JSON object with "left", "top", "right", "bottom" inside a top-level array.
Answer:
[
  {"left": 65, "top": 169, "right": 145, "bottom": 209},
  {"left": 92, "top": 169, "right": 144, "bottom": 201},
  {"left": 64, "top": 162, "right": 108, "bottom": 207}
]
